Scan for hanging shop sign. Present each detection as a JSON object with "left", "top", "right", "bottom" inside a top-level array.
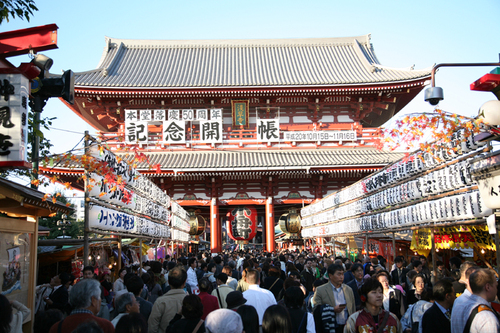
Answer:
[
  {"left": 470, "top": 150, "right": 500, "bottom": 209},
  {"left": 283, "top": 130, "right": 356, "bottom": 142},
  {"left": 0, "top": 74, "right": 30, "bottom": 168},
  {"left": 410, "top": 225, "right": 496, "bottom": 252},
  {"left": 227, "top": 206, "right": 258, "bottom": 243}
]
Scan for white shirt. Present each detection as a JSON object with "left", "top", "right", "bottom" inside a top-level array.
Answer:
[
  {"left": 383, "top": 287, "right": 395, "bottom": 312},
  {"left": 243, "top": 284, "right": 277, "bottom": 325},
  {"left": 187, "top": 267, "right": 198, "bottom": 288},
  {"left": 306, "top": 312, "right": 316, "bottom": 333},
  {"left": 330, "top": 283, "right": 348, "bottom": 325}
]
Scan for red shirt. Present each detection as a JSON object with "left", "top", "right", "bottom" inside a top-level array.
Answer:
[
  {"left": 49, "top": 313, "right": 114, "bottom": 333},
  {"left": 198, "top": 292, "right": 220, "bottom": 320}
]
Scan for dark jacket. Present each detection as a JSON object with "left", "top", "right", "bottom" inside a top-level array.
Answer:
[
  {"left": 420, "top": 303, "right": 451, "bottom": 333},
  {"left": 300, "top": 268, "right": 316, "bottom": 293},
  {"left": 263, "top": 276, "right": 283, "bottom": 300},
  {"left": 346, "top": 279, "right": 362, "bottom": 310},
  {"left": 390, "top": 267, "right": 409, "bottom": 286},
  {"left": 407, "top": 289, "right": 424, "bottom": 306},
  {"left": 387, "top": 288, "right": 406, "bottom": 319},
  {"left": 166, "top": 313, "right": 205, "bottom": 333},
  {"left": 47, "top": 285, "right": 70, "bottom": 314},
  {"left": 137, "top": 296, "right": 153, "bottom": 321},
  {"left": 344, "top": 271, "right": 355, "bottom": 285}
]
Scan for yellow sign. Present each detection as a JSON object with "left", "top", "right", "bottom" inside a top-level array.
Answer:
[{"left": 411, "top": 225, "right": 496, "bottom": 253}]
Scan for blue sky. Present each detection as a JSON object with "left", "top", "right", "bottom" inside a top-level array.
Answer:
[{"left": 3, "top": 0, "right": 500, "bottom": 162}]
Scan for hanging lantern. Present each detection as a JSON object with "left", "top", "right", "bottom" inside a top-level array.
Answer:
[
  {"left": 188, "top": 210, "right": 206, "bottom": 236},
  {"left": 279, "top": 207, "right": 302, "bottom": 239},
  {"left": 227, "top": 206, "right": 257, "bottom": 244}
]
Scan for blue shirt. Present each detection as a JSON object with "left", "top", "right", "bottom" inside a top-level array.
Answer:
[{"left": 450, "top": 294, "right": 500, "bottom": 333}]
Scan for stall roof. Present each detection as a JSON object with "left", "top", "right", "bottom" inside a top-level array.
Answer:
[{"left": 0, "top": 178, "right": 73, "bottom": 217}]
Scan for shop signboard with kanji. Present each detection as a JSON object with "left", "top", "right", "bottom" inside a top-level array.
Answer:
[{"left": 0, "top": 74, "right": 29, "bottom": 168}]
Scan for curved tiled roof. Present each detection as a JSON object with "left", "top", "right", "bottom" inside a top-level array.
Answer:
[
  {"left": 75, "top": 35, "right": 431, "bottom": 88},
  {"left": 117, "top": 149, "right": 405, "bottom": 171}
]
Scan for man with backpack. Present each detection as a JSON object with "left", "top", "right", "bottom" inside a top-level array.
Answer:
[{"left": 450, "top": 268, "right": 500, "bottom": 333}]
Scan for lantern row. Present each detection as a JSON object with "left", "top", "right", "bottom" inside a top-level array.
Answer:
[
  {"left": 301, "top": 157, "right": 476, "bottom": 227},
  {"left": 301, "top": 130, "right": 485, "bottom": 218},
  {"left": 87, "top": 145, "right": 190, "bottom": 236},
  {"left": 301, "top": 190, "right": 491, "bottom": 238}
]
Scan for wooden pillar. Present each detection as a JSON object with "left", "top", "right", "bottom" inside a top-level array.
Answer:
[
  {"left": 365, "top": 233, "right": 369, "bottom": 257},
  {"left": 392, "top": 232, "right": 397, "bottom": 265},
  {"left": 139, "top": 238, "right": 143, "bottom": 276},
  {"left": 431, "top": 227, "right": 436, "bottom": 279},
  {"left": 333, "top": 238, "right": 336, "bottom": 258},
  {"left": 210, "top": 198, "right": 221, "bottom": 253},
  {"left": 154, "top": 239, "right": 158, "bottom": 261},
  {"left": 265, "top": 197, "right": 275, "bottom": 253}
]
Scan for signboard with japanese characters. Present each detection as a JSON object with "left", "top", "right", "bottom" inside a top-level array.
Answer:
[
  {"left": 199, "top": 120, "right": 223, "bottom": 143},
  {"left": 88, "top": 203, "right": 138, "bottom": 234},
  {"left": 125, "top": 121, "right": 149, "bottom": 144},
  {"left": 283, "top": 130, "right": 357, "bottom": 142},
  {"left": 163, "top": 120, "right": 186, "bottom": 143},
  {"left": 0, "top": 74, "right": 30, "bottom": 167},
  {"left": 88, "top": 145, "right": 189, "bottom": 238},
  {"left": 256, "top": 119, "right": 280, "bottom": 142}
]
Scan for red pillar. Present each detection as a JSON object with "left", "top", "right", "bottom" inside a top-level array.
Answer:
[
  {"left": 210, "top": 198, "right": 221, "bottom": 253},
  {"left": 265, "top": 197, "right": 275, "bottom": 253}
]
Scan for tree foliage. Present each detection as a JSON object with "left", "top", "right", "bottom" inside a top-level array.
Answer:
[
  {"left": 378, "top": 108, "right": 487, "bottom": 160},
  {"left": 0, "top": 0, "right": 38, "bottom": 24},
  {"left": 38, "top": 193, "right": 83, "bottom": 239}
]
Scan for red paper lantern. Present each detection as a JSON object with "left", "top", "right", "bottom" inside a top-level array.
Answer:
[{"left": 227, "top": 206, "right": 257, "bottom": 243}]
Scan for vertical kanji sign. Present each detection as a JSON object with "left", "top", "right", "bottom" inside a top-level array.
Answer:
[
  {"left": 0, "top": 74, "right": 30, "bottom": 167},
  {"left": 257, "top": 119, "right": 280, "bottom": 142}
]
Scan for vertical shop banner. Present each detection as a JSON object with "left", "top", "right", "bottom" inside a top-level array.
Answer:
[{"left": 0, "top": 74, "right": 29, "bottom": 166}]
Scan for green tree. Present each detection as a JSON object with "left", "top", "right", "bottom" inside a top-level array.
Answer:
[
  {"left": 38, "top": 193, "right": 83, "bottom": 239},
  {"left": 0, "top": 0, "right": 38, "bottom": 24}
]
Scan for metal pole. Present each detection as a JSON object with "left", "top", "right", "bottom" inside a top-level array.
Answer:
[
  {"left": 495, "top": 211, "right": 500, "bottom": 274},
  {"left": 29, "top": 95, "right": 46, "bottom": 189},
  {"left": 83, "top": 131, "right": 90, "bottom": 266}
]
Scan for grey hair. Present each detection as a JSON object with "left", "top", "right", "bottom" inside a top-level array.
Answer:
[
  {"left": 69, "top": 279, "right": 101, "bottom": 309},
  {"left": 116, "top": 292, "right": 134, "bottom": 314}
]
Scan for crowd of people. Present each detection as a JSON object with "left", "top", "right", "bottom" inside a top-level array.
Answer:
[{"left": 4, "top": 249, "right": 500, "bottom": 333}]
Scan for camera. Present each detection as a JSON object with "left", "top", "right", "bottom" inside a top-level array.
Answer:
[{"left": 424, "top": 87, "right": 444, "bottom": 105}]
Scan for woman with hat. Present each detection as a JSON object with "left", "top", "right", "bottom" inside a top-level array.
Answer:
[
  {"left": 344, "top": 278, "right": 402, "bottom": 333},
  {"left": 225, "top": 291, "right": 247, "bottom": 310}
]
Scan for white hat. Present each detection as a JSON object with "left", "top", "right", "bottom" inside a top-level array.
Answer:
[{"left": 205, "top": 309, "right": 243, "bottom": 333}]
